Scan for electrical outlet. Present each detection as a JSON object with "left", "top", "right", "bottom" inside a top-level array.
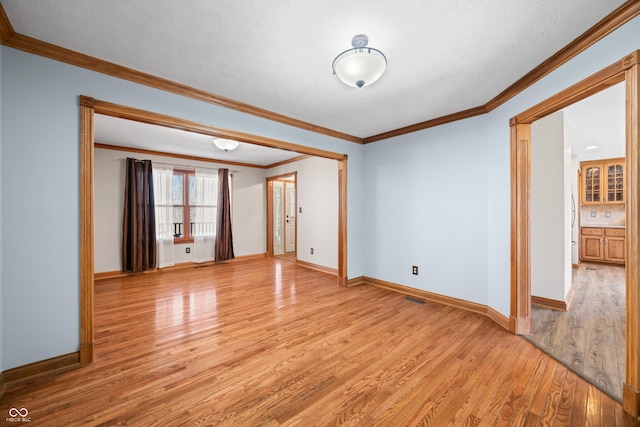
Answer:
[
  {"left": 186, "top": 247, "right": 191, "bottom": 254},
  {"left": 412, "top": 266, "right": 418, "bottom": 275},
  {"left": 310, "top": 248, "right": 314, "bottom": 255},
  {"left": 299, "top": 207, "right": 302, "bottom": 213}
]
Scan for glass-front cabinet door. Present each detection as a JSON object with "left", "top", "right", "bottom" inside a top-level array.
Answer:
[
  {"left": 583, "top": 165, "right": 601, "bottom": 205},
  {"left": 604, "top": 161, "right": 625, "bottom": 204},
  {"left": 580, "top": 158, "right": 625, "bottom": 206}
]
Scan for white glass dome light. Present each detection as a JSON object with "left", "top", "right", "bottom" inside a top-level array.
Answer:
[
  {"left": 213, "top": 138, "right": 240, "bottom": 152},
  {"left": 332, "top": 34, "right": 387, "bottom": 88}
]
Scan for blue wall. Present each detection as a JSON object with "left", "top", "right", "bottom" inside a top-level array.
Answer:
[
  {"left": 1, "top": 14, "right": 639, "bottom": 370},
  {"left": 363, "top": 15, "right": 640, "bottom": 317},
  {"left": 0, "top": 47, "right": 365, "bottom": 370}
]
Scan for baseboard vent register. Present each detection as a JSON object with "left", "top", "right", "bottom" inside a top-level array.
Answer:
[{"left": 404, "top": 296, "right": 426, "bottom": 305}]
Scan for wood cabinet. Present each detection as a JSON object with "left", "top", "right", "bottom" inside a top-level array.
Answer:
[
  {"left": 580, "top": 158, "right": 625, "bottom": 205},
  {"left": 580, "top": 226, "right": 625, "bottom": 265},
  {"left": 581, "top": 227, "right": 603, "bottom": 261},
  {"left": 603, "top": 228, "right": 625, "bottom": 264}
]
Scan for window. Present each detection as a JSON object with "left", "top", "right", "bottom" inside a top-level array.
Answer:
[{"left": 171, "top": 169, "right": 217, "bottom": 243}]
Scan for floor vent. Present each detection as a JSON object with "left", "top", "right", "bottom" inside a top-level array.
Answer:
[
  {"left": 586, "top": 267, "right": 597, "bottom": 271},
  {"left": 404, "top": 296, "right": 426, "bottom": 305}
]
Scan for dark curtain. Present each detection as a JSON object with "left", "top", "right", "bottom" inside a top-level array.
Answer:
[
  {"left": 215, "top": 168, "right": 235, "bottom": 261},
  {"left": 122, "top": 158, "right": 157, "bottom": 273}
]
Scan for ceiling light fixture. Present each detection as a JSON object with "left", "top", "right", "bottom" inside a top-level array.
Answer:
[
  {"left": 585, "top": 145, "right": 599, "bottom": 150},
  {"left": 332, "top": 34, "right": 387, "bottom": 88},
  {"left": 213, "top": 138, "right": 240, "bottom": 152}
]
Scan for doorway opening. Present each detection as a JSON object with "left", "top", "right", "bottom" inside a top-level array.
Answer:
[
  {"left": 267, "top": 173, "right": 297, "bottom": 263},
  {"left": 526, "top": 83, "right": 626, "bottom": 401},
  {"left": 79, "top": 96, "right": 349, "bottom": 368},
  {"left": 510, "top": 51, "right": 639, "bottom": 415}
]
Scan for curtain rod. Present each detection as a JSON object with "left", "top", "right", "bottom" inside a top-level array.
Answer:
[{"left": 121, "top": 158, "right": 239, "bottom": 173}]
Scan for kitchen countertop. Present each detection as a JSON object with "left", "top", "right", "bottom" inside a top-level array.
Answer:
[{"left": 581, "top": 224, "right": 625, "bottom": 229}]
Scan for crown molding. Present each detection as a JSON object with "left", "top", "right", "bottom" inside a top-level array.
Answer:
[
  {"left": 95, "top": 142, "right": 313, "bottom": 170},
  {"left": 94, "top": 143, "right": 270, "bottom": 169},
  {"left": 0, "top": 3, "right": 14, "bottom": 43},
  {"left": 363, "top": 106, "right": 487, "bottom": 144},
  {"left": 266, "top": 154, "right": 311, "bottom": 169},
  {"left": 364, "top": 0, "right": 640, "bottom": 143},
  {"left": 484, "top": 0, "right": 640, "bottom": 113},
  {"left": 0, "top": 10, "right": 363, "bottom": 145},
  {"left": 0, "top": 2, "right": 638, "bottom": 144},
  {"left": 86, "top": 96, "right": 346, "bottom": 161}
]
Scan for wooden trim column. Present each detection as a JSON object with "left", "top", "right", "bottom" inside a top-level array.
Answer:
[
  {"left": 510, "top": 120, "right": 531, "bottom": 334},
  {"left": 266, "top": 179, "right": 274, "bottom": 257},
  {"left": 337, "top": 158, "right": 348, "bottom": 287},
  {"left": 79, "top": 96, "right": 95, "bottom": 365},
  {"left": 623, "top": 50, "right": 640, "bottom": 417},
  {"left": 510, "top": 51, "right": 640, "bottom": 416}
]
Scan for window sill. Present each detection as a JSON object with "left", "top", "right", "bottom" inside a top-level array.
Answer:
[{"left": 174, "top": 238, "right": 194, "bottom": 244}]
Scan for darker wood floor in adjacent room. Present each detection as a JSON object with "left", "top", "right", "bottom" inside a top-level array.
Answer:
[{"left": 1, "top": 258, "right": 637, "bottom": 425}]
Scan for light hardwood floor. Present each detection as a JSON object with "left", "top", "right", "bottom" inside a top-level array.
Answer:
[
  {"left": 1, "top": 258, "right": 637, "bottom": 426},
  {"left": 527, "top": 262, "right": 625, "bottom": 402}
]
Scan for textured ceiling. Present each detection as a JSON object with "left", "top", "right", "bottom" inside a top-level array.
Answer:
[
  {"left": 1, "top": 0, "right": 627, "bottom": 139},
  {"left": 94, "top": 114, "right": 302, "bottom": 167},
  {"left": 564, "top": 82, "right": 625, "bottom": 162}
]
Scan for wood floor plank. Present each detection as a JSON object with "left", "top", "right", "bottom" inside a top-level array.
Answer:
[
  {"left": 585, "top": 383, "right": 603, "bottom": 427},
  {"left": 494, "top": 349, "right": 550, "bottom": 425},
  {"left": 0, "top": 258, "right": 636, "bottom": 426},
  {"left": 539, "top": 363, "right": 568, "bottom": 424},
  {"left": 569, "top": 376, "right": 590, "bottom": 426},
  {"left": 555, "top": 369, "right": 579, "bottom": 426},
  {"left": 475, "top": 341, "right": 536, "bottom": 426}
]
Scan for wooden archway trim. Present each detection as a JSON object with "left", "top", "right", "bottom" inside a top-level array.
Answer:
[
  {"left": 509, "top": 51, "right": 640, "bottom": 415},
  {"left": 79, "top": 98, "right": 350, "bottom": 367}
]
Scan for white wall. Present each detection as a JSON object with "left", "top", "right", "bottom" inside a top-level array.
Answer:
[
  {"left": 564, "top": 117, "right": 575, "bottom": 280},
  {"left": 530, "top": 111, "right": 572, "bottom": 301},
  {"left": 94, "top": 147, "right": 337, "bottom": 274},
  {"left": 94, "top": 147, "right": 267, "bottom": 273},
  {"left": 268, "top": 156, "right": 339, "bottom": 269}
]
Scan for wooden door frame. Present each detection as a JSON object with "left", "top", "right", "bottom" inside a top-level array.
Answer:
[
  {"left": 79, "top": 97, "right": 349, "bottom": 366},
  {"left": 266, "top": 173, "right": 297, "bottom": 258},
  {"left": 510, "top": 51, "right": 640, "bottom": 415}
]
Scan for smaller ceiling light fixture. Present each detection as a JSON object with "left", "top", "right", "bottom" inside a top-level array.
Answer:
[
  {"left": 332, "top": 34, "right": 387, "bottom": 88},
  {"left": 213, "top": 138, "right": 240, "bottom": 152}
]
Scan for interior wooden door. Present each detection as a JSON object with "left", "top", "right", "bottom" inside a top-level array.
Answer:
[
  {"left": 273, "top": 181, "right": 285, "bottom": 255},
  {"left": 285, "top": 181, "right": 296, "bottom": 253}
]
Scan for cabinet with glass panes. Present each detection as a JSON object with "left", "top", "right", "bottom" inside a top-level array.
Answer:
[{"left": 580, "top": 157, "right": 625, "bottom": 205}]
